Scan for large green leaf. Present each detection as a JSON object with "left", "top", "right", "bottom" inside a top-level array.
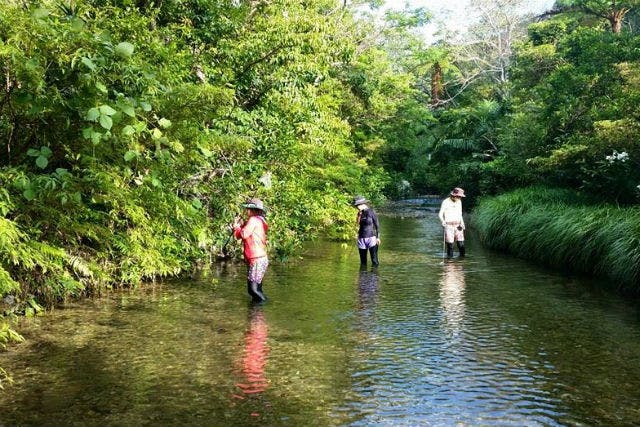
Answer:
[
  {"left": 115, "top": 42, "right": 135, "bottom": 58},
  {"left": 99, "top": 114, "right": 113, "bottom": 130}
]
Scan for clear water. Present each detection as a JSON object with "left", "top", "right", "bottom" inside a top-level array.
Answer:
[{"left": 2, "top": 215, "right": 640, "bottom": 426}]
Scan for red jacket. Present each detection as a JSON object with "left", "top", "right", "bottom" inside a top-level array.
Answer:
[{"left": 234, "top": 215, "right": 268, "bottom": 261}]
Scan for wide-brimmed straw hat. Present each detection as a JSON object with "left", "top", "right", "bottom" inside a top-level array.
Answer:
[
  {"left": 450, "top": 187, "right": 466, "bottom": 198},
  {"left": 352, "top": 195, "right": 370, "bottom": 206},
  {"left": 242, "top": 197, "right": 267, "bottom": 212}
]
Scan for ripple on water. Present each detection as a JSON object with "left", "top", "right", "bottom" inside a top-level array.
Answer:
[{"left": 2, "top": 216, "right": 640, "bottom": 426}]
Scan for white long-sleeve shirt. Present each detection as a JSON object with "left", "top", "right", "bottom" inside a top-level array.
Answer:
[{"left": 438, "top": 197, "right": 464, "bottom": 225}]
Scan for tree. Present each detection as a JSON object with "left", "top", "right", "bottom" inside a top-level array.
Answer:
[{"left": 553, "top": 0, "right": 640, "bottom": 33}]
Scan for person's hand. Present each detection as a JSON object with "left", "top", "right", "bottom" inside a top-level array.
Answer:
[
  {"left": 377, "top": 238, "right": 381, "bottom": 245},
  {"left": 232, "top": 216, "right": 242, "bottom": 229}
]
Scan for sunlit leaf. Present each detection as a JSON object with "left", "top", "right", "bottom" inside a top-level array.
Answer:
[
  {"left": 81, "top": 57, "right": 96, "bottom": 72},
  {"left": 121, "top": 125, "right": 136, "bottom": 136},
  {"left": 115, "top": 42, "right": 135, "bottom": 58},
  {"left": 86, "top": 108, "right": 100, "bottom": 121},
  {"left": 82, "top": 127, "right": 93, "bottom": 139},
  {"left": 120, "top": 104, "right": 135, "bottom": 117},
  {"left": 99, "top": 114, "right": 113, "bottom": 130},
  {"left": 70, "top": 17, "right": 84, "bottom": 32},
  {"left": 124, "top": 150, "right": 138, "bottom": 162},
  {"left": 31, "top": 8, "right": 50, "bottom": 19},
  {"left": 91, "top": 131, "right": 102, "bottom": 145},
  {"left": 99, "top": 105, "right": 117, "bottom": 116}
]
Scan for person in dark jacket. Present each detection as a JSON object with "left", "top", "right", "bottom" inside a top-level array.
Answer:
[{"left": 352, "top": 195, "right": 380, "bottom": 267}]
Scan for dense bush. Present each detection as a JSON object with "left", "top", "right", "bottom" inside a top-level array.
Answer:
[{"left": 0, "top": 0, "right": 421, "bottom": 312}]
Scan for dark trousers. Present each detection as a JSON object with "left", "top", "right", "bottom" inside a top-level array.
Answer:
[{"left": 359, "top": 245, "right": 379, "bottom": 266}]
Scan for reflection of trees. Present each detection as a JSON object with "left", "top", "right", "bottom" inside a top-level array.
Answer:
[
  {"left": 439, "top": 262, "right": 466, "bottom": 336},
  {"left": 235, "top": 306, "right": 269, "bottom": 396}
]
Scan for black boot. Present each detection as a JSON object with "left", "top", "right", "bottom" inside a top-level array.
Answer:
[
  {"left": 257, "top": 282, "right": 267, "bottom": 301},
  {"left": 446, "top": 243, "right": 454, "bottom": 258},
  {"left": 457, "top": 242, "right": 465, "bottom": 258},
  {"left": 369, "top": 245, "right": 379, "bottom": 267},
  {"left": 359, "top": 248, "right": 368, "bottom": 266},
  {"left": 249, "top": 280, "right": 266, "bottom": 303},
  {"left": 247, "top": 280, "right": 257, "bottom": 299}
]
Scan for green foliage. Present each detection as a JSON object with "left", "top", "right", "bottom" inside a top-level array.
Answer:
[
  {"left": 473, "top": 187, "right": 640, "bottom": 291},
  {"left": 483, "top": 23, "right": 640, "bottom": 203},
  {"left": 0, "top": 0, "right": 409, "bottom": 311},
  {"left": 527, "top": 19, "right": 576, "bottom": 45}
]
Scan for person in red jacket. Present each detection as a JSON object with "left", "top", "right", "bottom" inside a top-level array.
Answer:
[{"left": 233, "top": 198, "right": 269, "bottom": 302}]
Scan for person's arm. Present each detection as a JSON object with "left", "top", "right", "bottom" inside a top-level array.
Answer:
[
  {"left": 233, "top": 217, "right": 243, "bottom": 239},
  {"left": 372, "top": 210, "right": 381, "bottom": 242},
  {"left": 438, "top": 200, "right": 447, "bottom": 226},
  {"left": 234, "top": 216, "right": 257, "bottom": 240}
]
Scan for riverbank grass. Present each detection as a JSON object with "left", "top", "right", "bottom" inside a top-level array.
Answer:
[{"left": 473, "top": 187, "right": 640, "bottom": 291}]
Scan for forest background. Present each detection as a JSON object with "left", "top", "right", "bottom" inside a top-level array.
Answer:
[{"left": 1, "top": 0, "right": 640, "bottom": 361}]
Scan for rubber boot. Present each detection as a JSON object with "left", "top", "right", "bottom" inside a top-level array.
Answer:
[
  {"left": 457, "top": 242, "right": 465, "bottom": 258},
  {"left": 257, "top": 282, "right": 267, "bottom": 301},
  {"left": 247, "top": 280, "right": 258, "bottom": 300},
  {"left": 249, "top": 280, "right": 266, "bottom": 303},
  {"left": 369, "top": 245, "right": 379, "bottom": 267},
  {"left": 359, "top": 248, "right": 368, "bottom": 266},
  {"left": 446, "top": 243, "right": 454, "bottom": 258}
]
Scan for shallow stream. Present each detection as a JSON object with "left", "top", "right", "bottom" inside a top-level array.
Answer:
[{"left": 1, "top": 214, "right": 640, "bottom": 426}]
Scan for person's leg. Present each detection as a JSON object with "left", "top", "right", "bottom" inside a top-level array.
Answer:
[
  {"left": 247, "top": 280, "right": 258, "bottom": 299},
  {"left": 369, "top": 245, "right": 379, "bottom": 266},
  {"left": 359, "top": 248, "right": 368, "bottom": 266},
  {"left": 445, "top": 225, "right": 455, "bottom": 258},
  {"left": 454, "top": 227, "right": 465, "bottom": 257},
  {"left": 249, "top": 281, "right": 266, "bottom": 302},
  {"left": 248, "top": 259, "right": 267, "bottom": 302},
  {"left": 446, "top": 243, "right": 454, "bottom": 258}
]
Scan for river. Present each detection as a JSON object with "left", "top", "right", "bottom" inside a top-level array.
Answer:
[{"left": 1, "top": 213, "right": 640, "bottom": 426}]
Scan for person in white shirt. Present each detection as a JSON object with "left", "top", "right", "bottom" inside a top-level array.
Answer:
[{"left": 438, "top": 187, "right": 466, "bottom": 258}]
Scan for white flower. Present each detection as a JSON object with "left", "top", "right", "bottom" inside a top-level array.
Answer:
[{"left": 606, "top": 150, "right": 629, "bottom": 163}]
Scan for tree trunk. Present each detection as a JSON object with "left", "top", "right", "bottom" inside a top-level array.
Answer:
[
  {"left": 431, "top": 62, "right": 443, "bottom": 108},
  {"left": 608, "top": 9, "right": 628, "bottom": 33}
]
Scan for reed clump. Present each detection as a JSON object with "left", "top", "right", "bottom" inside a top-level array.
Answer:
[{"left": 473, "top": 187, "right": 640, "bottom": 292}]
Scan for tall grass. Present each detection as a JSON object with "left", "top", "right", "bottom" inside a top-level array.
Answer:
[{"left": 473, "top": 187, "right": 640, "bottom": 292}]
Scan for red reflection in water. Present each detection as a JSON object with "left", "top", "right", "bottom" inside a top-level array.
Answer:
[{"left": 234, "top": 307, "right": 269, "bottom": 396}]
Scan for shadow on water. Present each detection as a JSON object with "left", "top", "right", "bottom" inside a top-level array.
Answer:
[{"left": 2, "top": 214, "right": 640, "bottom": 426}]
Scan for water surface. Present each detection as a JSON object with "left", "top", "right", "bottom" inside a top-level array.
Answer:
[{"left": 2, "top": 214, "right": 640, "bottom": 426}]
